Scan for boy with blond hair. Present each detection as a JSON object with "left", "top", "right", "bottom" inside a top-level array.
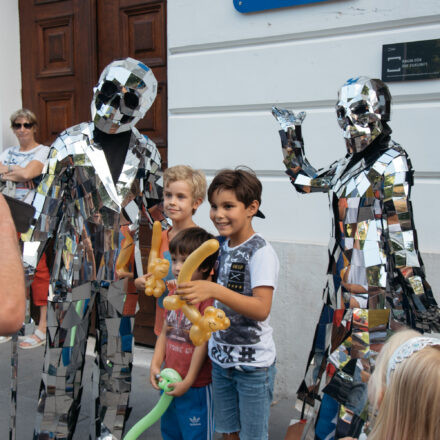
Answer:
[
  {"left": 177, "top": 167, "right": 279, "bottom": 440},
  {"left": 135, "top": 165, "right": 207, "bottom": 335}
]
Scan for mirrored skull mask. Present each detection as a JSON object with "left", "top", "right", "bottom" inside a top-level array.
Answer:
[
  {"left": 91, "top": 57, "right": 157, "bottom": 134},
  {"left": 336, "top": 76, "right": 391, "bottom": 154}
]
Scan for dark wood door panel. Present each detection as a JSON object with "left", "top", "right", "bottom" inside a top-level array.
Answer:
[
  {"left": 36, "top": 14, "right": 74, "bottom": 78},
  {"left": 19, "top": 0, "right": 97, "bottom": 145},
  {"left": 137, "top": 66, "right": 167, "bottom": 167},
  {"left": 38, "top": 91, "right": 75, "bottom": 142},
  {"left": 97, "top": 0, "right": 166, "bottom": 70},
  {"left": 119, "top": 1, "right": 166, "bottom": 67}
]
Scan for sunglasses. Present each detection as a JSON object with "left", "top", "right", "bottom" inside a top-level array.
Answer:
[{"left": 12, "top": 122, "right": 34, "bottom": 129}]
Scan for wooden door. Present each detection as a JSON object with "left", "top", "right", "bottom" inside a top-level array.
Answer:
[
  {"left": 97, "top": 0, "right": 167, "bottom": 167},
  {"left": 96, "top": 0, "right": 167, "bottom": 346},
  {"left": 19, "top": 0, "right": 97, "bottom": 145},
  {"left": 19, "top": 0, "right": 167, "bottom": 346}
]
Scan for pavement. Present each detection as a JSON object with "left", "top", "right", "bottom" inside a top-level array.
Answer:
[{"left": 0, "top": 337, "right": 299, "bottom": 439}]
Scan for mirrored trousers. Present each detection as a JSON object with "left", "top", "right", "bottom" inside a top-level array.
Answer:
[{"left": 33, "top": 280, "right": 135, "bottom": 440}]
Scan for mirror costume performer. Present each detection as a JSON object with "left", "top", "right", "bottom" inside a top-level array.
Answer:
[
  {"left": 273, "top": 77, "right": 440, "bottom": 439},
  {"left": 21, "top": 58, "right": 166, "bottom": 440}
]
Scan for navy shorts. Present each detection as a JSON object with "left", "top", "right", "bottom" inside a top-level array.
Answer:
[{"left": 161, "top": 384, "right": 214, "bottom": 440}]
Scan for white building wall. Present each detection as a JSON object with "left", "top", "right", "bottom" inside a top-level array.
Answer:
[
  {"left": 0, "top": 0, "right": 22, "bottom": 150},
  {"left": 168, "top": 0, "right": 440, "bottom": 398}
]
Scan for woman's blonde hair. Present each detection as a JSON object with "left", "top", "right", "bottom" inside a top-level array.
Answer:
[
  {"left": 10, "top": 108, "right": 38, "bottom": 127},
  {"left": 368, "top": 342, "right": 440, "bottom": 440},
  {"left": 368, "top": 328, "right": 419, "bottom": 416},
  {"left": 164, "top": 165, "right": 206, "bottom": 203}
]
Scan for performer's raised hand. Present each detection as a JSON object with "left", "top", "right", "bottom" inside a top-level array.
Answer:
[{"left": 271, "top": 106, "right": 306, "bottom": 131}]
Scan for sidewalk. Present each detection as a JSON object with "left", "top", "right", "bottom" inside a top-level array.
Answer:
[{"left": 0, "top": 337, "right": 298, "bottom": 439}]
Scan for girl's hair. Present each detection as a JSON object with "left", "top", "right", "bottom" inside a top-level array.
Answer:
[
  {"left": 368, "top": 340, "right": 440, "bottom": 440},
  {"left": 367, "top": 328, "right": 419, "bottom": 417},
  {"left": 10, "top": 108, "right": 38, "bottom": 127},
  {"left": 163, "top": 165, "right": 206, "bottom": 203}
]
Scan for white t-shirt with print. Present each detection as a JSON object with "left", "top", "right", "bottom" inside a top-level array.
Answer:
[
  {"left": 208, "top": 233, "right": 279, "bottom": 368},
  {"left": 0, "top": 144, "right": 49, "bottom": 200}
]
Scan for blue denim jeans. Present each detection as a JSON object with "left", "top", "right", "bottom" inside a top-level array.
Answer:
[{"left": 211, "top": 361, "right": 276, "bottom": 440}]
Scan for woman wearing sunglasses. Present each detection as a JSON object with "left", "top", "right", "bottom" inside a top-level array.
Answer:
[
  {"left": 0, "top": 109, "right": 49, "bottom": 200},
  {"left": 0, "top": 108, "right": 50, "bottom": 349}
]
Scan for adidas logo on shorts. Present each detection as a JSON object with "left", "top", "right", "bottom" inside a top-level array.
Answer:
[{"left": 189, "top": 416, "right": 201, "bottom": 427}]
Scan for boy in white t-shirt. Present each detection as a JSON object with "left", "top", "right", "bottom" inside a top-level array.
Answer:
[{"left": 176, "top": 167, "right": 280, "bottom": 440}]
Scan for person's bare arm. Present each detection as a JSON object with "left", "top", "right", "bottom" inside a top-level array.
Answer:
[
  {"left": 150, "top": 320, "right": 167, "bottom": 390},
  {"left": 134, "top": 273, "right": 152, "bottom": 291},
  {"left": 166, "top": 342, "right": 208, "bottom": 397},
  {"left": 2, "top": 160, "right": 45, "bottom": 182},
  {"left": 0, "top": 194, "right": 25, "bottom": 334},
  {"left": 0, "top": 163, "right": 9, "bottom": 174},
  {"left": 177, "top": 281, "right": 274, "bottom": 321}
]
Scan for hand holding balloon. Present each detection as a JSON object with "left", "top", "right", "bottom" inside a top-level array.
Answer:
[
  {"left": 163, "top": 378, "right": 191, "bottom": 398},
  {"left": 149, "top": 363, "right": 162, "bottom": 390},
  {"left": 144, "top": 221, "right": 170, "bottom": 298},
  {"left": 123, "top": 368, "right": 182, "bottom": 440},
  {"left": 157, "top": 368, "right": 183, "bottom": 392}
]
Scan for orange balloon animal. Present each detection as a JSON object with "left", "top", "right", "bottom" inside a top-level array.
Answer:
[
  {"left": 163, "top": 239, "right": 230, "bottom": 346},
  {"left": 145, "top": 221, "right": 170, "bottom": 298},
  {"left": 116, "top": 227, "right": 134, "bottom": 273},
  {"left": 189, "top": 306, "right": 230, "bottom": 346}
]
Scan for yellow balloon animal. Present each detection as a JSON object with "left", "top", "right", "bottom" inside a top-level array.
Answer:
[
  {"left": 116, "top": 227, "right": 134, "bottom": 273},
  {"left": 163, "top": 239, "right": 230, "bottom": 346},
  {"left": 145, "top": 221, "right": 170, "bottom": 298},
  {"left": 189, "top": 306, "right": 230, "bottom": 346}
]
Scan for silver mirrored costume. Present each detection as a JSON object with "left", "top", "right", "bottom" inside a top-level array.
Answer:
[
  {"left": 21, "top": 58, "right": 166, "bottom": 440},
  {"left": 273, "top": 77, "right": 440, "bottom": 439}
]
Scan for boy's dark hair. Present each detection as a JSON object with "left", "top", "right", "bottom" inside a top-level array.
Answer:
[
  {"left": 207, "top": 167, "right": 264, "bottom": 218},
  {"left": 169, "top": 227, "right": 219, "bottom": 279}
]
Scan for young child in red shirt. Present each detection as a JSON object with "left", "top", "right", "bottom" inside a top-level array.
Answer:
[{"left": 149, "top": 227, "right": 218, "bottom": 440}]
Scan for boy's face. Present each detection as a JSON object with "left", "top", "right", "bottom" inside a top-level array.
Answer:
[
  {"left": 164, "top": 180, "right": 202, "bottom": 224},
  {"left": 171, "top": 253, "right": 205, "bottom": 281},
  {"left": 209, "top": 189, "right": 257, "bottom": 245}
]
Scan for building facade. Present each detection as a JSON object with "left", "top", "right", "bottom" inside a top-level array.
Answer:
[
  {"left": 3, "top": 0, "right": 440, "bottom": 398},
  {"left": 167, "top": 0, "right": 440, "bottom": 397}
]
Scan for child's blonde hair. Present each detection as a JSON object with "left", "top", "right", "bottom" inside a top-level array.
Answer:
[
  {"left": 367, "top": 328, "right": 419, "bottom": 417},
  {"left": 368, "top": 343, "right": 440, "bottom": 440},
  {"left": 164, "top": 165, "right": 206, "bottom": 203}
]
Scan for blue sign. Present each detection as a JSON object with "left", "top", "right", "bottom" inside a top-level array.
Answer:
[{"left": 234, "top": 0, "right": 331, "bottom": 13}]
